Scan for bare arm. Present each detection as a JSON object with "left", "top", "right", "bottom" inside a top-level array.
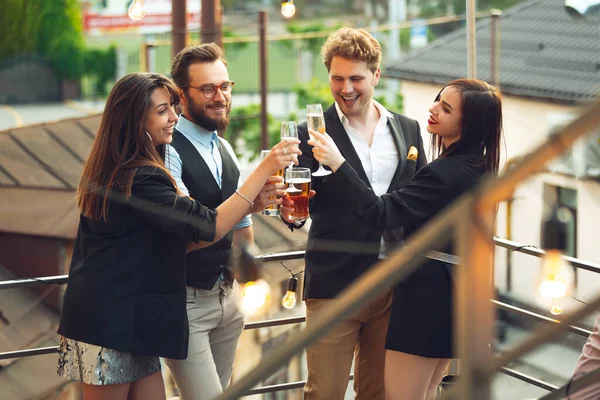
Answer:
[{"left": 186, "top": 139, "right": 300, "bottom": 252}]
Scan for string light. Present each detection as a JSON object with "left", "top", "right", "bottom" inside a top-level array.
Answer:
[
  {"left": 128, "top": 0, "right": 146, "bottom": 21},
  {"left": 241, "top": 279, "right": 271, "bottom": 316},
  {"left": 281, "top": 1, "right": 296, "bottom": 18},
  {"left": 538, "top": 207, "right": 573, "bottom": 315},
  {"left": 282, "top": 276, "right": 298, "bottom": 309}
]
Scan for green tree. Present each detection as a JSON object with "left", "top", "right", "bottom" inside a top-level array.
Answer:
[
  {"left": 294, "top": 78, "right": 333, "bottom": 109},
  {"left": 0, "top": 0, "right": 86, "bottom": 80}
]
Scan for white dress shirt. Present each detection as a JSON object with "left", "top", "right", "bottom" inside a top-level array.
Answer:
[{"left": 335, "top": 100, "right": 399, "bottom": 258}]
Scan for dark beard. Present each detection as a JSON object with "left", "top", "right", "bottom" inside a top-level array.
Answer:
[{"left": 186, "top": 100, "right": 231, "bottom": 132}]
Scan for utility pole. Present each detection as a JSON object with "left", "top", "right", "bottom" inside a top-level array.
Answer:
[
  {"left": 490, "top": 9, "right": 502, "bottom": 88},
  {"left": 201, "top": 0, "right": 222, "bottom": 48},
  {"left": 172, "top": 0, "right": 187, "bottom": 57},
  {"left": 387, "top": 0, "right": 406, "bottom": 105},
  {"left": 259, "top": 10, "right": 269, "bottom": 150}
]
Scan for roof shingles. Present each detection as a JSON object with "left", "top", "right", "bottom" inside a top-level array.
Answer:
[{"left": 384, "top": 0, "right": 600, "bottom": 102}]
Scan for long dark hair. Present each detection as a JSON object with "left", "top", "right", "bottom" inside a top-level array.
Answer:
[
  {"left": 77, "top": 73, "right": 180, "bottom": 220},
  {"left": 430, "top": 79, "right": 503, "bottom": 174}
]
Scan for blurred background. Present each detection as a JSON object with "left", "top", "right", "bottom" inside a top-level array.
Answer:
[{"left": 0, "top": 0, "right": 599, "bottom": 399}]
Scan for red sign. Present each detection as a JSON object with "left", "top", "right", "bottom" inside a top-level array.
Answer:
[{"left": 84, "top": 13, "right": 200, "bottom": 31}]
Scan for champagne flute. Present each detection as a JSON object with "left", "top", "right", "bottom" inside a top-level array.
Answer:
[
  {"left": 306, "top": 104, "right": 332, "bottom": 177},
  {"left": 259, "top": 150, "right": 283, "bottom": 217},
  {"left": 280, "top": 121, "right": 298, "bottom": 168}
]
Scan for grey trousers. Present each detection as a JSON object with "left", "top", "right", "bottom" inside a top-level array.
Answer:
[{"left": 164, "top": 281, "right": 245, "bottom": 400}]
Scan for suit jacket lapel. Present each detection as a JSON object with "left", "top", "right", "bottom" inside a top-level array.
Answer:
[
  {"left": 324, "top": 104, "right": 372, "bottom": 188},
  {"left": 387, "top": 116, "right": 408, "bottom": 191}
]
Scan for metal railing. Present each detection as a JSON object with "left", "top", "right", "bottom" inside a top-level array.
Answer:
[
  {"left": 211, "top": 97, "right": 600, "bottom": 400},
  {"left": 2, "top": 232, "right": 599, "bottom": 396}
]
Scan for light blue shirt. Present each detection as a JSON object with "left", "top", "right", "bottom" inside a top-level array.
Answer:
[{"left": 165, "top": 115, "right": 252, "bottom": 231}]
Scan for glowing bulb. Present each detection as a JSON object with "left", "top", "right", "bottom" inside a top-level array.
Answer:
[
  {"left": 281, "top": 1, "right": 296, "bottom": 18},
  {"left": 128, "top": 0, "right": 146, "bottom": 21},
  {"left": 550, "top": 300, "right": 564, "bottom": 315},
  {"left": 241, "top": 279, "right": 271, "bottom": 316},
  {"left": 538, "top": 250, "right": 573, "bottom": 300},
  {"left": 281, "top": 276, "right": 298, "bottom": 309},
  {"left": 282, "top": 291, "right": 297, "bottom": 309}
]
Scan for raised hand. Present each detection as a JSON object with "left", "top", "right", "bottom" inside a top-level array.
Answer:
[
  {"left": 250, "top": 176, "right": 285, "bottom": 214},
  {"left": 259, "top": 138, "right": 301, "bottom": 175},
  {"left": 307, "top": 130, "right": 345, "bottom": 172}
]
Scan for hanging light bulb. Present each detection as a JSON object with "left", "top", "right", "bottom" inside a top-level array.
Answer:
[
  {"left": 538, "top": 206, "right": 573, "bottom": 314},
  {"left": 550, "top": 299, "right": 564, "bottom": 316},
  {"left": 128, "top": 0, "right": 146, "bottom": 21},
  {"left": 281, "top": 1, "right": 296, "bottom": 18},
  {"left": 241, "top": 279, "right": 271, "bottom": 316},
  {"left": 282, "top": 276, "right": 298, "bottom": 309},
  {"left": 538, "top": 249, "right": 571, "bottom": 300}
]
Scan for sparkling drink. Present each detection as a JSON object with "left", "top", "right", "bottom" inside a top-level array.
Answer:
[{"left": 307, "top": 113, "right": 326, "bottom": 136}]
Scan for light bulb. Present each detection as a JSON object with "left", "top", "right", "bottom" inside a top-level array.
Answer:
[
  {"left": 128, "top": 0, "right": 146, "bottom": 21},
  {"left": 241, "top": 279, "right": 271, "bottom": 316},
  {"left": 282, "top": 291, "right": 297, "bottom": 309},
  {"left": 281, "top": 1, "right": 296, "bottom": 18},
  {"left": 538, "top": 249, "right": 573, "bottom": 300},
  {"left": 550, "top": 299, "right": 564, "bottom": 315},
  {"left": 281, "top": 276, "right": 298, "bottom": 309}
]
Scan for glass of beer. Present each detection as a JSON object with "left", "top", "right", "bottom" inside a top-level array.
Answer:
[
  {"left": 306, "top": 104, "right": 331, "bottom": 177},
  {"left": 280, "top": 121, "right": 298, "bottom": 168},
  {"left": 260, "top": 150, "right": 284, "bottom": 217},
  {"left": 284, "top": 167, "right": 311, "bottom": 222}
]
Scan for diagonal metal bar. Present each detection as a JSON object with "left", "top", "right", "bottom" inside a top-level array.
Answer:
[
  {"left": 492, "top": 300, "right": 592, "bottom": 337},
  {"left": 478, "top": 98, "right": 600, "bottom": 210},
  {"left": 500, "top": 367, "right": 559, "bottom": 392},
  {"left": 244, "top": 374, "right": 354, "bottom": 396},
  {"left": 536, "top": 366, "right": 600, "bottom": 400},
  {"left": 494, "top": 237, "right": 600, "bottom": 275},
  {"left": 488, "top": 290, "right": 600, "bottom": 377},
  {"left": 216, "top": 197, "right": 466, "bottom": 400}
]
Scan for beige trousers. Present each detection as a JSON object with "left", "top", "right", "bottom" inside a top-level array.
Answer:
[{"left": 303, "top": 289, "right": 393, "bottom": 400}]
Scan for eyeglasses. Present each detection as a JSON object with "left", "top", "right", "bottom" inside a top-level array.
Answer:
[{"left": 183, "top": 81, "right": 235, "bottom": 99}]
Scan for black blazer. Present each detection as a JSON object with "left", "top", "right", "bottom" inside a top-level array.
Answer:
[
  {"left": 327, "top": 150, "right": 487, "bottom": 358},
  {"left": 329, "top": 151, "right": 486, "bottom": 234},
  {"left": 298, "top": 103, "right": 427, "bottom": 299},
  {"left": 58, "top": 167, "right": 217, "bottom": 360}
]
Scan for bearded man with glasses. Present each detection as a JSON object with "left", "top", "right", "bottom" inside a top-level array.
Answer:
[{"left": 164, "top": 43, "right": 282, "bottom": 399}]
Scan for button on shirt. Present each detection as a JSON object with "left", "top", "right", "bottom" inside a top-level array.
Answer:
[
  {"left": 165, "top": 115, "right": 252, "bottom": 231},
  {"left": 335, "top": 100, "right": 399, "bottom": 258}
]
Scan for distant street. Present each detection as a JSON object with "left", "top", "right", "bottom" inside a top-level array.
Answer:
[{"left": 0, "top": 101, "right": 104, "bottom": 131}]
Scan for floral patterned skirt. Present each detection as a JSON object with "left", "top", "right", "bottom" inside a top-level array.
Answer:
[{"left": 57, "top": 336, "right": 161, "bottom": 385}]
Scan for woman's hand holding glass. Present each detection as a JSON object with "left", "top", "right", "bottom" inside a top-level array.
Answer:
[
  {"left": 259, "top": 138, "right": 301, "bottom": 176},
  {"left": 307, "top": 130, "right": 346, "bottom": 173}
]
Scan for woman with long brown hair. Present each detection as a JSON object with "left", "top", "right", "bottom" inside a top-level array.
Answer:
[
  {"left": 56, "top": 72, "right": 300, "bottom": 400},
  {"left": 293, "top": 78, "right": 503, "bottom": 400}
]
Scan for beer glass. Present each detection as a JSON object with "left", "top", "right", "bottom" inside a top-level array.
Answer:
[
  {"left": 284, "top": 167, "right": 311, "bottom": 222},
  {"left": 306, "top": 104, "right": 331, "bottom": 177},
  {"left": 260, "top": 150, "right": 284, "bottom": 216},
  {"left": 280, "top": 121, "right": 298, "bottom": 168}
]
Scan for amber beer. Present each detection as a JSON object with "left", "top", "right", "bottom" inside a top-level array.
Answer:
[
  {"left": 285, "top": 168, "right": 311, "bottom": 222},
  {"left": 260, "top": 150, "right": 284, "bottom": 217}
]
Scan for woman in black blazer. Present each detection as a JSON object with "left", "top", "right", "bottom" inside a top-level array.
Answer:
[
  {"left": 56, "top": 73, "right": 300, "bottom": 400},
  {"left": 302, "top": 79, "right": 503, "bottom": 400}
]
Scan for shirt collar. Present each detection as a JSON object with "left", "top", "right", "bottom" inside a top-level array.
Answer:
[
  {"left": 176, "top": 114, "right": 218, "bottom": 149},
  {"left": 334, "top": 99, "right": 394, "bottom": 126}
]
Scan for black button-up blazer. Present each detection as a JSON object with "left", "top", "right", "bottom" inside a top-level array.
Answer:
[{"left": 58, "top": 166, "right": 217, "bottom": 359}]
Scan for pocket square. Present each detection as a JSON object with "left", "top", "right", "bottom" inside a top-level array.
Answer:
[{"left": 407, "top": 146, "right": 418, "bottom": 161}]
